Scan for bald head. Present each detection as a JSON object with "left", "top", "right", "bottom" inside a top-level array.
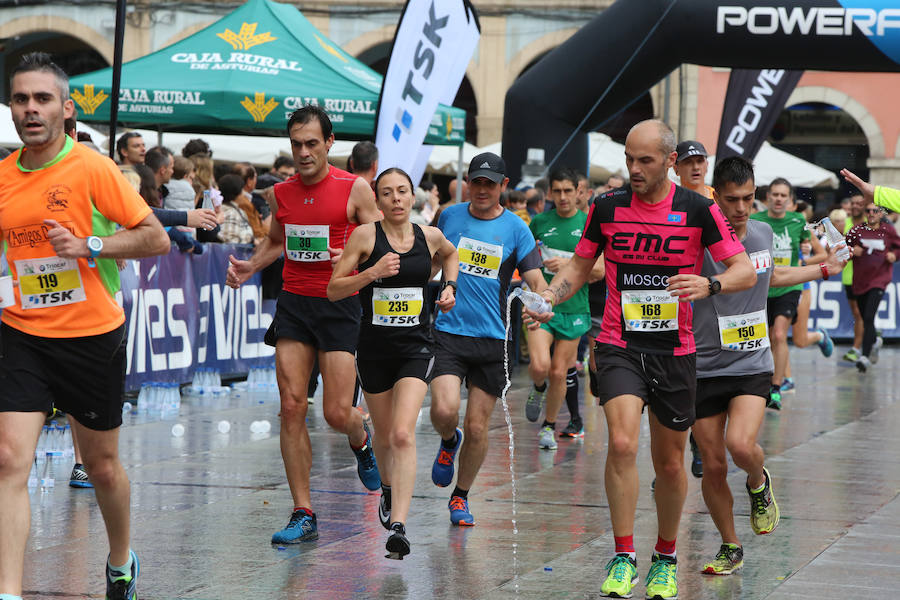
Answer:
[{"left": 625, "top": 119, "right": 677, "bottom": 201}]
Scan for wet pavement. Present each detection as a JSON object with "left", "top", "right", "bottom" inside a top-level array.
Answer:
[{"left": 23, "top": 345, "right": 900, "bottom": 599}]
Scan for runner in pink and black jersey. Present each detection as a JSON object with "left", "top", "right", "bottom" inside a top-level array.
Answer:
[{"left": 527, "top": 120, "right": 756, "bottom": 599}]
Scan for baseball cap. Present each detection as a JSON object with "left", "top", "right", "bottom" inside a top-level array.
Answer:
[
  {"left": 468, "top": 152, "right": 506, "bottom": 183},
  {"left": 676, "top": 140, "right": 708, "bottom": 163}
]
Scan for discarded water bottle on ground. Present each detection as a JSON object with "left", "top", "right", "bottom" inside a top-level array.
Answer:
[
  {"left": 510, "top": 286, "right": 552, "bottom": 314},
  {"left": 40, "top": 459, "right": 54, "bottom": 491}
]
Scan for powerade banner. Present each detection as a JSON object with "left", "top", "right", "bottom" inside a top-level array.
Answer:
[
  {"left": 375, "top": 0, "right": 479, "bottom": 177},
  {"left": 118, "top": 243, "right": 275, "bottom": 391},
  {"left": 503, "top": 0, "right": 900, "bottom": 183},
  {"left": 715, "top": 69, "right": 803, "bottom": 162}
]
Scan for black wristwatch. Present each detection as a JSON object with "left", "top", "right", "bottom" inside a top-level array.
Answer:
[
  {"left": 442, "top": 280, "right": 457, "bottom": 294},
  {"left": 707, "top": 276, "right": 721, "bottom": 296}
]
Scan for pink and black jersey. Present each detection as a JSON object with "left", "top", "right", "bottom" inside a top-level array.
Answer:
[{"left": 574, "top": 182, "right": 745, "bottom": 356}]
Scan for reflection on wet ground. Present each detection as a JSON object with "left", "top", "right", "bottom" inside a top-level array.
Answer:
[{"left": 24, "top": 346, "right": 900, "bottom": 599}]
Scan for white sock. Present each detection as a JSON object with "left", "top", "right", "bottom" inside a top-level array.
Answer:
[
  {"left": 109, "top": 550, "right": 133, "bottom": 575},
  {"left": 0, "top": 594, "right": 24, "bottom": 600}
]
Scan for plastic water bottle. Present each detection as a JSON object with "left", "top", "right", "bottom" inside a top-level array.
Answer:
[
  {"left": 62, "top": 425, "right": 74, "bottom": 458},
  {"left": 510, "top": 287, "right": 552, "bottom": 314},
  {"left": 28, "top": 458, "right": 39, "bottom": 489},
  {"left": 214, "top": 369, "right": 221, "bottom": 387},
  {"left": 191, "top": 370, "right": 202, "bottom": 393},
  {"left": 137, "top": 383, "right": 150, "bottom": 416},
  {"left": 40, "top": 458, "right": 54, "bottom": 491},
  {"left": 35, "top": 426, "right": 49, "bottom": 463},
  {"left": 47, "top": 425, "right": 62, "bottom": 459},
  {"left": 823, "top": 217, "right": 851, "bottom": 261}
]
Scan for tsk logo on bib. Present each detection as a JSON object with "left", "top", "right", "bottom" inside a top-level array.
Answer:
[
  {"left": 372, "top": 287, "right": 423, "bottom": 326},
  {"left": 457, "top": 237, "right": 502, "bottom": 279},
  {"left": 285, "top": 224, "right": 329, "bottom": 262},
  {"left": 621, "top": 290, "right": 678, "bottom": 331},
  {"left": 15, "top": 256, "right": 86, "bottom": 309}
]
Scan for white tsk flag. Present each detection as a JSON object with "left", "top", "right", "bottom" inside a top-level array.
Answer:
[{"left": 375, "top": 0, "right": 480, "bottom": 183}]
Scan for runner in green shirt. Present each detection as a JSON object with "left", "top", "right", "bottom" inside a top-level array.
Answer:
[
  {"left": 749, "top": 178, "right": 832, "bottom": 409},
  {"left": 524, "top": 168, "right": 601, "bottom": 449}
]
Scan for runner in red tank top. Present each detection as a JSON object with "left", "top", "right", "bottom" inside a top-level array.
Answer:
[
  {"left": 527, "top": 120, "right": 756, "bottom": 599},
  {"left": 226, "top": 106, "right": 382, "bottom": 545}
]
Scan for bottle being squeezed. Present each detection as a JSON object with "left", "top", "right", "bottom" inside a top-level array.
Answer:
[{"left": 510, "top": 287, "right": 552, "bottom": 314}]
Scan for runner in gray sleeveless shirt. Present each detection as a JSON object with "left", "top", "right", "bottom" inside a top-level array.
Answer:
[{"left": 692, "top": 157, "right": 846, "bottom": 577}]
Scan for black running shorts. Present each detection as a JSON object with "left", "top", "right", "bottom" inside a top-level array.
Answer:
[
  {"left": 357, "top": 356, "right": 435, "bottom": 395},
  {"left": 0, "top": 323, "right": 127, "bottom": 431},
  {"left": 766, "top": 290, "right": 801, "bottom": 326},
  {"left": 843, "top": 284, "right": 856, "bottom": 302},
  {"left": 593, "top": 343, "right": 696, "bottom": 431},
  {"left": 431, "top": 329, "right": 506, "bottom": 398},
  {"left": 265, "top": 291, "right": 360, "bottom": 353},
  {"left": 695, "top": 373, "right": 771, "bottom": 420}
]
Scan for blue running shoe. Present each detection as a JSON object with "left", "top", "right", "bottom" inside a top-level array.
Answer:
[
  {"left": 69, "top": 463, "right": 93, "bottom": 489},
  {"left": 431, "top": 427, "right": 463, "bottom": 487},
  {"left": 105, "top": 550, "right": 139, "bottom": 600},
  {"left": 689, "top": 433, "right": 703, "bottom": 479},
  {"left": 271, "top": 510, "right": 318, "bottom": 544},
  {"left": 816, "top": 328, "right": 834, "bottom": 357},
  {"left": 352, "top": 422, "right": 381, "bottom": 491},
  {"left": 780, "top": 377, "right": 795, "bottom": 392},
  {"left": 449, "top": 495, "right": 474, "bottom": 526}
]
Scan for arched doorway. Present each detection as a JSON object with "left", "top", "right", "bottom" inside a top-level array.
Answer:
[
  {"left": 1, "top": 32, "right": 108, "bottom": 102},
  {"left": 771, "top": 102, "right": 868, "bottom": 206},
  {"left": 357, "top": 41, "right": 478, "bottom": 144}
]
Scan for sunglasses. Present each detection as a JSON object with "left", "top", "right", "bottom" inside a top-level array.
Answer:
[{"left": 866, "top": 208, "right": 882, "bottom": 214}]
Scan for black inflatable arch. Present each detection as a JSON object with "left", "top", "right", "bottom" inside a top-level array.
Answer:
[{"left": 503, "top": 0, "right": 900, "bottom": 182}]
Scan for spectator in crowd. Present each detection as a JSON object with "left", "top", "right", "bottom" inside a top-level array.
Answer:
[
  {"left": 525, "top": 186, "right": 545, "bottom": 216},
  {"left": 116, "top": 131, "right": 145, "bottom": 167},
  {"left": 410, "top": 187, "right": 431, "bottom": 226},
  {"left": 182, "top": 138, "right": 211, "bottom": 159},
  {"left": 507, "top": 190, "right": 530, "bottom": 222},
  {"left": 145, "top": 146, "right": 174, "bottom": 203},
  {"left": 348, "top": 141, "right": 378, "bottom": 186},
  {"left": 233, "top": 161, "right": 271, "bottom": 222},
  {"left": 447, "top": 178, "right": 468, "bottom": 203},
  {"left": 134, "top": 164, "right": 161, "bottom": 208},
  {"left": 576, "top": 171, "right": 593, "bottom": 211},
  {"left": 165, "top": 156, "right": 198, "bottom": 211},
  {"left": 135, "top": 164, "right": 213, "bottom": 253},
  {"left": 419, "top": 180, "right": 440, "bottom": 224},
  {"left": 257, "top": 155, "right": 295, "bottom": 188},
  {"left": 596, "top": 174, "right": 625, "bottom": 195},
  {"left": 217, "top": 173, "right": 265, "bottom": 246}
]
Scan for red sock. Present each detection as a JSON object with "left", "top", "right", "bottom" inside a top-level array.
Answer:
[
  {"left": 655, "top": 536, "right": 676, "bottom": 556},
  {"left": 614, "top": 535, "right": 635, "bottom": 555},
  {"left": 350, "top": 430, "right": 369, "bottom": 450},
  {"left": 293, "top": 507, "right": 313, "bottom": 516}
]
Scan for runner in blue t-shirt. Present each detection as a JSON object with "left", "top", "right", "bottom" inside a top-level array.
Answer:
[{"left": 429, "top": 152, "right": 545, "bottom": 526}]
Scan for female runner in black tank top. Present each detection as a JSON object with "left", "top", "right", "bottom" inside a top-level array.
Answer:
[{"left": 328, "top": 168, "right": 458, "bottom": 559}]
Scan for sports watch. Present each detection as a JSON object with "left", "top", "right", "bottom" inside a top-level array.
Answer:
[
  {"left": 707, "top": 276, "right": 721, "bottom": 296},
  {"left": 86, "top": 235, "right": 104, "bottom": 259}
]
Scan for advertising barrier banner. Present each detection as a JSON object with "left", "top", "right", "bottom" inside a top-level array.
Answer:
[{"left": 119, "top": 243, "right": 275, "bottom": 391}]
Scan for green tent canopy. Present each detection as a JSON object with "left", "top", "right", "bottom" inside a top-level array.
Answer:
[{"left": 68, "top": 0, "right": 465, "bottom": 145}]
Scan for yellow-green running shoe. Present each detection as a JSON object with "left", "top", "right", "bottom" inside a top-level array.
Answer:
[
  {"left": 747, "top": 466, "right": 779, "bottom": 535},
  {"left": 701, "top": 543, "right": 743, "bottom": 575},
  {"left": 600, "top": 554, "right": 637, "bottom": 598},
  {"left": 645, "top": 553, "right": 677, "bottom": 600}
]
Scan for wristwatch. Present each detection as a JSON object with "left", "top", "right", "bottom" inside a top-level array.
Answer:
[
  {"left": 707, "top": 276, "right": 721, "bottom": 296},
  {"left": 441, "top": 280, "right": 457, "bottom": 294},
  {"left": 86, "top": 235, "right": 104, "bottom": 259}
]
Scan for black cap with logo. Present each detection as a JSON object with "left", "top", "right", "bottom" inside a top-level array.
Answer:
[
  {"left": 467, "top": 152, "right": 506, "bottom": 183},
  {"left": 675, "top": 140, "right": 708, "bottom": 163}
]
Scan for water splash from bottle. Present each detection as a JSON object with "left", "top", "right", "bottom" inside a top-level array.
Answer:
[{"left": 501, "top": 292, "right": 519, "bottom": 593}]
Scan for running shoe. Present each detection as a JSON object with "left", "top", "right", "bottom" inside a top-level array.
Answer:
[
  {"left": 645, "top": 553, "right": 678, "bottom": 600},
  {"left": 69, "top": 463, "right": 93, "bottom": 489},
  {"left": 538, "top": 425, "right": 557, "bottom": 450},
  {"left": 871, "top": 336, "right": 883, "bottom": 365},
  {"left": 689, "top": 433, "right": 703, "bottom": 478},
  {"left": 600, "top": 554, "right": 637, "bottom": 598},
  {"left": 856, "top": 355, "right": 872, "bottom": 373},
  {"left": 747, "top": 467, "right": 779, "bottom": 535},
  {"left": 351, "top": 422, "right": 381, "bottom": 491},
  {"left": 448, "top": 495, "right": 474, "bottom": 526},
  {"left": 385, "top": 523, "right": 410, "bottom": 560},
  {"left": 816, "top": 328, "right": 834, "bottom": 357},
  {"left": 379, "top": 491, "right": 391, "bottom": 530},
  {"left": 842, "top": 349, "right": 859, "bottom": 362},
  {"left": 559, "top": 420, "right": 584, "bottom": 439},
  {"left": 271, "top": 510, "right": 318, "bottom": 544},
  {"left": 766, "top": 385, "right": 782, "bottom": 410},
  {"left": 431, "top": 427, "right": 463, "bottom": 487},
  {"left": 779, "top": 377, "right": 795, "bottom": 393},
  {"left": 105, "top": 550, "right": 139, "bottom": 600},
  {"left": 525, "top": 387, "right": 545, "bottom": 422},
  {"left": 702, "top": 543, "right": 743, "bottom": 575}
]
